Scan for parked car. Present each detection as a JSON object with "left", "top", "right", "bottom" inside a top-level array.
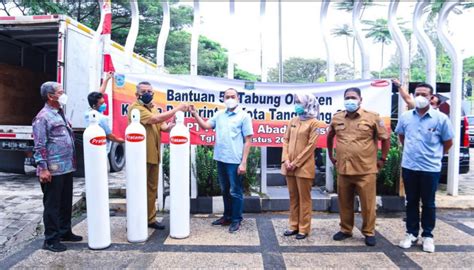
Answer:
[
  {"left": 440, "top": 115, "right": 470, "bottom": 183},
  {"left": 466, "top": 115, "right": 474, "bottom": 147}
]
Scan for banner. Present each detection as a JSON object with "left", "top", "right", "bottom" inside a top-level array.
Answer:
[{"left": 112, "top": 74, "right": 392, "bottom": 147}]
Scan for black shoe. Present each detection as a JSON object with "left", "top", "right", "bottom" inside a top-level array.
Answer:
[
  {"left": 295, "top": 233, "right": 308, "bottom": 240},
  {"left": 148, "top": 222, "right": 165, "bottom": 230},
  {"left": 60, "top": 233, "right": 83, "bottom": 242},
  {"left": 228, "top": 222, "right": 240, "bottom": 233},
  {"left": 283, "top": 230, "right": 298, "bottom": 237},
  {"left": 43, "top": 241, "right": 67, "bottom": 252},
  {"left": 211, "top": 217, "right": 232, "bottom": 226},
  {"left": 365, "top": 236, "right": 376, "bottom": 246},
  {"left": 333, "top": 231, "right": 352, "bottom": 241}
]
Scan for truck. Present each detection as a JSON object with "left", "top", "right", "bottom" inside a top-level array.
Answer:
[{"left": 0, "top": 15, "right": 156, "bottom": 176}]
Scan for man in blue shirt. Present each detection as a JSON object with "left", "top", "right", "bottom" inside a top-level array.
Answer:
[
  {"left": 395, "top": 83, "right": 453, "bottom": 253},
  {"left": 190, "top": 88, "right": 253, "bottom": 233},
  {"left": 85, "top": 91, "right": 124, "bottom": 153},
  {"left": 85, "top": 72, "right": 124, "bottom": 153}
]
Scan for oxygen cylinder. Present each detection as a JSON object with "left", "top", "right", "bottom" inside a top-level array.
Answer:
[
  {"left": 83, "top": 110, "right": 111, "bottom": 249},
  {"left": 169, "top": 111, "right": 190, "bottom": 238},
  {"left": 125, "top": 109, "right": 148, "bottom": 242}
]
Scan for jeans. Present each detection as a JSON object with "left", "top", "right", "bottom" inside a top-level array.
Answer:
[
  {"left": 41, "top": 172, "right": 73, "bottom": 244},
  {"left": 402, "top": 168, "right": 440, "bottom": 238},
  {"left": 217, "top": 161, "right": 243, "bottom": 223}
]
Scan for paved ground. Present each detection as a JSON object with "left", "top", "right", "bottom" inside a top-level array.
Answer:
[
  {"left": 1, "top": 148, "right": 474, "bottom": 269},
  {"left": 0, "top": 211, "right": 473, "bottom": 269},
  {"left": 0, "top": 168, "right": 124, "bottom": 260}
]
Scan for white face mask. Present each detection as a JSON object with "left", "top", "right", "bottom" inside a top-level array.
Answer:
[
  {"left": 58, "top": 94, "right": 68, "bottom": 107},
  {"left": 415, "top": 95, "right": 429, "bottom": 109},
  {"left": 344, "top": 99, "right": 359, "bottom": 112},
  {"left": 224, "top": 98, "right": 238, "bottom": 109}
]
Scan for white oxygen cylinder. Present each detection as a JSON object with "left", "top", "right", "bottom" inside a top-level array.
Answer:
[
  {"left": 125, "top": 109, "right": 148, "bottom": 242},
  {"left": 169, "top": 111, "right": 190, "bottom": 238},
  {"left": 83, "top": 111, "right": 111, "bottom": 249}
]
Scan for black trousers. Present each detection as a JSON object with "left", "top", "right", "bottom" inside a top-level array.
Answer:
[{"left": 41, "top": 172, "right": 73, "bottom": 244}]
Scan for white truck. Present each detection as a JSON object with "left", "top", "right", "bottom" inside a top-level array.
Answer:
[{"left": 0, "top": 15, "right": 156, "bottom": 175}]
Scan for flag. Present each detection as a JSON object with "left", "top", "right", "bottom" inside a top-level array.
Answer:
[{"left": 101, "top": 0, "right": 115, "bottom": 72}]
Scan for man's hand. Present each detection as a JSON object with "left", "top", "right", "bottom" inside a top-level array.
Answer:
[
  {"left": 329, "top": 156, "right": 337, "bottom": 166},
  {"left": 105, "top": 71, "right": 114, "bottom": 81},
  {"left": 189, "top": 104, "right": 197, "bottom": 116},
  {"left": 377, "top": 160, "right": 385, "bottom": 170},
  {"left": 238, "top": 163, "right": 247, "bottom": 175},
  {"left": 391, "top": 78, "right": 401, "bottom": 88},
  {"left": 177, "top": 103, "right": 188, "bottom": 112},
  {"left": 284, "top": 160, "right": 296, "bottom": 171},
  {"left": 39, "top": 169, "right": 52, "bottom": 183},
  {"left": 167, "top": 121, "right": 176, "bottom": 130}
]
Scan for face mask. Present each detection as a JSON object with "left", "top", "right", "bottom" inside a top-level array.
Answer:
[
  {"left": 344, "top": 99, "right": 359, "bottom": 112},
  {"left": 97, "top": 103, "right": 107, "bottom": 113},
  {"left": 139, "top": 92, "right": 154, "bottom": 105},
  {"left": 58, "top": 94, "right": 68, "bottom": 106},
  {"left": 415, "top": 95, "right": 430, "bottom": 109},
  {"left": 225, "top": 98, "right": 238, "bottom": 109},
  {"left": 295, "top": 104, "right": 305, "bottom": 115}
]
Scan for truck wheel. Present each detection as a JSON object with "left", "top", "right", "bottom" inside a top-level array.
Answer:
[
  {"left": 109, "top": 142, "right": 125, "bottom": 172},
  {"left": 0, "top": 150, "right": 25, "bottom": 174}
]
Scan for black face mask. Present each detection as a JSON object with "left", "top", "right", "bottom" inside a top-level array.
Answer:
[{"left": 139, "top": 92, "right": 154, "bottom": 104}]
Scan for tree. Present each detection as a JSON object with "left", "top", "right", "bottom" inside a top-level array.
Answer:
[
  {"left": 334, "top": 0, "right": 376, "bottom": 15},
  {"left": 335, "top": 63, "right": 355, "bottom": 81},
  {"left": 377, "top": 50, "right": 474, "bottom": 84},
  {"left": 6, "top": 1, "right": 258, "bottom": 79},
  {"left": 331, "top": 24, "right": 354, "bottom": 68},
  {"left": 425, "top": 0, "right": 464, "bottom": 22},
  {"left": 234, "top": 67, "right": 260, "bottom": 82},
  {"left": 333, "top": 1, "right": 376, "bottom": 77},
  {"left": 1, "top": 0, "right": 69, "bottom": 16},
  {"left": 464, "top": 56, "right": 474, "bottom": 79},
  {"left": 267, "top": 57, "right": 327, "bottom": 83},
  {"left": 362, "top": 18, "right": 410, "bottom": 78}
]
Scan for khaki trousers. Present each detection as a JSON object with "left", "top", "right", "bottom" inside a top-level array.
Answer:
[
  {"left": 286, "top": 176, "right": 313, "bottom": 234},
  {"left": 337, "top": 174, "right": 376, "bottom": 236},
  {"left": 147, "top": 163, "right": 159, "bottom": 224}
]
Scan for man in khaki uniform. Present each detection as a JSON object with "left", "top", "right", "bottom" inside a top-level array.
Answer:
[
  {"left": 128, "top": 81, "right": 187, "bottom": 230},
  {"left": 327, "top": 87, "right": 390, "bottom": 246}
]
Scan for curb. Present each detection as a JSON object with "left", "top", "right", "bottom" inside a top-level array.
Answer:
[
  {"left": 106, "top": 188, "right": 474, "bottom": 213},
  {"left": 189, "top": 195, "right": 406, "bottom": 214}
]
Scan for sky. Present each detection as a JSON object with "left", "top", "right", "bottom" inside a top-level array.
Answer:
[{"left": 180, "top": 1, "right": 474, "bottom": 76}]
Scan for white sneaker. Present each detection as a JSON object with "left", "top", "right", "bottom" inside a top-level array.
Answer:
[
  {"left": 399, "top": 233, "right": 418, "bottom": 249},
  {"left": 422, "top": 237, "right": 435, "bottom": 253}
]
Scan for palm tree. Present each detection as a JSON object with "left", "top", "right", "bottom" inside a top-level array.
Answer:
[
  {"left": 334, "top": 0, "right": 376, "bottom": 16},
  {"left": 331, "top": 24, "right": 354, "bottom": 67},
  {"left": 362, "top": 18, "right": 410, "bottom": 78},
  {"left": 426, "top": 0, "right": 464, "bottom": 22},
  {"left": 334, "top": 0, "right": 376, "bottom": 76}
]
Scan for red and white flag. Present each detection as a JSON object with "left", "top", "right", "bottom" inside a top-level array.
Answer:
[{"left": 101, "top": 0, "right": 115, "bottom": 72}]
